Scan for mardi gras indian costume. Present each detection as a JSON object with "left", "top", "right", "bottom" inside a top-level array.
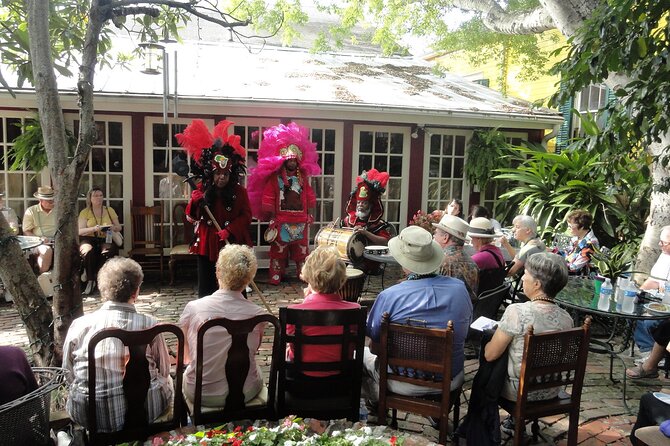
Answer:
[{"left": 247, "top": 123, "right": 321, "bottom": 285}]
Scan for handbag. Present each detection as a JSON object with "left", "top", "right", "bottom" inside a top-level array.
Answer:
[{"left": 111, "top": 231, "right": 124, "bottom": 247}]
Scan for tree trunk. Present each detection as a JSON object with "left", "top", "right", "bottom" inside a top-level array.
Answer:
[{"left": 0, "top": 213, "right": 53, "bottom": 365}]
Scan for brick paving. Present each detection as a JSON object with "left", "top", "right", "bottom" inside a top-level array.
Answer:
[{"left": 1, "top": 264, "right": 662, "bottom": 445}]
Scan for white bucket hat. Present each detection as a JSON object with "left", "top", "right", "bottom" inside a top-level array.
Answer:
[
  {"left": 467, "top": 217, "right": 502, "bottom": 239},
  {"left": 432, "top": 214, "right": 470, "bottom": 241},
  {"left": 388, "top": 226, "right": 444, "bottom": 274}
]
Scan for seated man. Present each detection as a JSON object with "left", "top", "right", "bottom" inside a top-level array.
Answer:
[
  {"left": 179, "top": 244, "right": 268, "bottom": 406},
  {"left": 500, "top": 215, "right": 545, "bottom": 277},
  {"left": 362, "top": 226, "right": 473, "bottom": 402},
  {"left": 633, "top": 225, "right": 670, "bottom": 359},
  {"left": 288, "top": 246, "right": 361, "bottom": 377},
  {"left": 22, "top": 186, "right": 57, "bottom": 273},
  {"left": 63, "top": 258, "right": 172, "bottom": 432},
  {"left": 468, "top": 217, "right": 506, "bottom": 295},
  {"left": 432, "top": 214, "right": 479, "bottom": 301}
]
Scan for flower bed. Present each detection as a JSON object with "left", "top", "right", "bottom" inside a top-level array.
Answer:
[
  {"left": 408, "top": 210, "right": 444, "bottom": 235},
  {"left": 152, "top": 418, "right": 406, "bottom": 446}
]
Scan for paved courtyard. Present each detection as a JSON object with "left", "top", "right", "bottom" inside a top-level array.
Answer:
[{"left": 1, "top": 265, "right": 663, "bottom": 445}]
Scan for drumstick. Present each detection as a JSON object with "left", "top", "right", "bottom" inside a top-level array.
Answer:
[{"left": 203, "top": 206, "right": 274, "bottom": 315}]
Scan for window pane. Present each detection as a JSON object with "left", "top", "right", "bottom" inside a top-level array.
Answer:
[
  {"left": 311, "top": 129, "right": 323, "bottom": 150},
  {"left": 442, "top": 159, "right": 452, "bottom": 178},
  {"left": 455, "top": 136, "right": 466, "bottom": 156},
  {"left": 109, "top": 175, "right": 123, "bottom": 198},
  {"left": 360, "top": 131, "right": 373, "bottom": 153},
  {"left": 7, "top": 118, "right": 21, "bottom": 142},
  {"left": 91, "top": 147, "right": 106, "bottom": 172},
  {"left": 153, "top": 149, "right": 168, "bottom": 172},
  {"left": 429, "top": 158, "right": 439, "bottom": 178},
  {"left": 95, "top": 122, "right": 106, "bottom": 145},
  {"left": 386, "top": 201, "right": 400, "bottom": 223},
  {"left": 454, "top": 158, "right": 464, "bottom": 178},
  {"left": 324, "top": 153, "right": 334, "bottom": 175},
  {"left": 359, "top": 155, "right": 372, "bottom": 171},
  {"left": 325, "top": 129, "right": 335, "bottom": 151},
  {"left": 389, "top": 133, "right": 403, "bottom": 154},
  {"left": 387, "top": 178, "right": 401, "bottom": 199},
  {"left": 442, "top": 135, "right": 453, "bottom": 156},
  {"left": 375, "top": 132, "right": 388, "bottom": 153},
  {"left": 109, "top": 122, "right": 122, "bottom": 146},
  {"left": 153, "top": 123, "right": 168, "bottom": 147},
  {"left": 323, "top": 177, "right": 335, "bottom": 199},
  {"left": 0, "top": 120, "right": 3, "bottom": 142},
  {"left": 374, "top": 156, "right": 387, "bottom": 172},
  {"left": 170, "top": 124, "right": 186, "bottom": 147},
  {"left": 430, "top": 135, "right": 441, "bottom": 155},
  {"left": 579, "top": 88, "right": 589, "bottom": 112},
  {"left": 92, "top": 175, "right": 106, "bottom": 192},
  {"left": 428, "top": 179, "right": 439, "bottom": 200},
  {"left": 389, "top": 155, "right": 402, "bottom": 177},
  {"left": 440, "top": 180, "right": 451, "bottom": 201},
  {"left": 109, "top": 148, "right": 123, "bottom": 172}
]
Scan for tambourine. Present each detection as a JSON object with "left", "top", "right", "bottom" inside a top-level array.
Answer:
[
  {"left": 364, "top": 245, "right": 389, "bottom": 255},
  {"left": 264, "top": 226, "right": 278, "bottom": 243}
]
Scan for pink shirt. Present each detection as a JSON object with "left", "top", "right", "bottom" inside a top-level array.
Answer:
[
  {"left": 179, "top": 289, "right": 268, "bottom": 402},
  {"left": 471, "top": 244, "right": 505, "bottom": 270},
  {"left": 287, "top": 292, "right": 360, "bottom": 376}
]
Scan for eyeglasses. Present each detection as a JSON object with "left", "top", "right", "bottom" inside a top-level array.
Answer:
[{"left": 660, "top": 240, "right": 670, "bottom": 247}]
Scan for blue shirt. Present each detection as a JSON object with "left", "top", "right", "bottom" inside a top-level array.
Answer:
[{"left": 366, "top": 275, "right": 473, "bottom": 377}]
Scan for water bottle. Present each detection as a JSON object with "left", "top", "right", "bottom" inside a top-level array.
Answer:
[
  {"left": 105, "top": 228, "right": 113, "bottom": 244},
  {"left": 359, "top": 398, "right": 368, "bottom": 423},
  {"left": 615, "top": 277, "right": 627, "bottom": 311},
  {"left": 598, "top": 278, "right": 613, "bottom": 311},
  {"left": 663, "top": 281, "right": 670, "bottom": 305},
  {"left": 622, "top": 282, "right": 637, "bottom": 314}
]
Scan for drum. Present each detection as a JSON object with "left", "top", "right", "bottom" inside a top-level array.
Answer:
[
  {"left": 338, "top": 268, "right": 365, "bottom": 303},
  {"left": 314, "top": 226, "right": 367, "bottom": 265}
]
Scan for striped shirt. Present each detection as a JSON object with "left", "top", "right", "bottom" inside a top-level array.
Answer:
[{"left": 63, "top": 301, "right": 172, "bottom": 432}]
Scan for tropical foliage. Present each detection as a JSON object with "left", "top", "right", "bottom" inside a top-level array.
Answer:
[
  {"left": 494, "top": 140, "right": 650, "bottom": 248},
  {"left": 464, "top": 129, "right": 510, "bottom": 192}
]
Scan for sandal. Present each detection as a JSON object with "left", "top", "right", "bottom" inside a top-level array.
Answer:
[{"left": 626, "top": 364, "right": 659, "bottom": 379}]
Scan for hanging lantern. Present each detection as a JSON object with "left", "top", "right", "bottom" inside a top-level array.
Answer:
[{"left": 138, "top": 42, "right": 164, "bottom": 75}]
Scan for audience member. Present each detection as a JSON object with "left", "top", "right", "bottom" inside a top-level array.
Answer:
[
  {"left": 630, "top": 391, "right": 670, "bottom": 445},
  {"left": 287, "top": 246, "right": 361, "bottom": 376},
  {"left": 468, "top": 204, "right": 502, "bottom": 232},
  {"left": 445, "top": 198, "right": 464, "bottom": 219},
  {"left": 632, "top": 225, "right": 670, "bottom": 359},
  {"left": 500, "top": 215, "right": 545, "bottom": 277},
  {"left": 483, "top": 253, "right": 573, "bottom": 433},
  {"left": 63, "top": 257, "right": 172, "bottom": 432},
  {"left": 0, "top": 346, "right": 38, "bottom": 405},
  {"left": 22, "top": 186, "right": 57, "bottom": 273},
  {"left": 564, "top": 209, "right": 599, "bottom": 274},
  {"left": 179, "top": 244, "right": 267, "bottom": 406},
  {"left": 362, "top": 226, "right": 472, "bottom": 403},
  {"left": 78, "top": 187, "right": 122, "bottom": 295},
  {"left": 468, "top": 217, "right": 506, "bottom": 295},
  {"left": 628, "top": 321, "right": 670, "bottom": 379},
  {"left": 432, "top": 214, "right": 479, "bottom": 301}
]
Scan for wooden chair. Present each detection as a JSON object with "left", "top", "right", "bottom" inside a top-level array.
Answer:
[
  {"left": 377, "top": 313, "right": 461, "bottom": 445},
  {"left": 499, "top": 317, "right": 592, "bottom": 446},
  {"left": 129, "top": 203, "right": 164, "bottom": 282},
  {"left": 168, "top": 202, "right": 196, "bottom": 285},
  {"left": 184, "top": 314, "right": 281, "bottom": 425},
  {"left": 86, "top": 324, "right": 185, "bottom": 445},
  {"left": 276, "top": 307, "right": 367, "bottom": 422}
]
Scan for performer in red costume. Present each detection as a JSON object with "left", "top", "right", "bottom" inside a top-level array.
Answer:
[
  {"left": 177, "top": 119, "right": 252, "bottom": 297},
  {"left": 342, "top": 169, "right": 395, "bottom": 247},
  {"left": 247, "top": 122, "right": 321, "bottom": 285}
]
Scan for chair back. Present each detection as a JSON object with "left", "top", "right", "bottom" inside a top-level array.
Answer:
[
  {"left": 276, "top": 307, "right": 366, "bottom": 422},
  {"left": 516, "top": 317, "right": 591, "bottom": 409},
  {"left": 378, "top": 312, "right": 456, "bottom": 445},
  {"left": 86, "top": 324, "right": 184, "bottom": 445},
  {"left": 189, "top": 314, "right": 281, "bottom": 425},
  {"left": 130, "top": 204, "right": 164, "bottom": 250}
]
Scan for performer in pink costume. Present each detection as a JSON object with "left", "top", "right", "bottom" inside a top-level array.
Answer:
[{"left": 247, "top": 123, "right": 321, "bottom": 285}]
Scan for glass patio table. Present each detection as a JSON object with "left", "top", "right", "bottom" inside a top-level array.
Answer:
[{"left": 555, "top": 277, "right": 668, "bottom": 411}]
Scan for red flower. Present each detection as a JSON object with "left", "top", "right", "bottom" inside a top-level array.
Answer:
[{"left": 390, "top": 435, "right": 397, "bottom": 446}]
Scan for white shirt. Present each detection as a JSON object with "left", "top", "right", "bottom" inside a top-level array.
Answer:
[{"left": 649, "top": 253, "right": 670, "bottom": 287}]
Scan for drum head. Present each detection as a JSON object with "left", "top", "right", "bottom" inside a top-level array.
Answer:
[
  {"left": 347, "top": 232, "right": 367, "bottom": 264},
  {"left": 345, "top": 267, "right": 365, "bottom": 279}
]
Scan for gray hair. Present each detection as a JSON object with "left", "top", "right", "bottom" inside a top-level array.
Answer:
[
  {"left": 525, "top": 252, "right": 568, "bottom": 298},
  {"left": 513, "top": 215, "right": 538, "bottom": 237},
  {"left": 97, "top": 257, "right": 144, "bottom": 303}
]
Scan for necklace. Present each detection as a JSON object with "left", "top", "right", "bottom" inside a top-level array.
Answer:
[{"left": 531, "top": 295, "right": 554, "bottom": 304}]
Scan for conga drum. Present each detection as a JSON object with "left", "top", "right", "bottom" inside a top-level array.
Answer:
[
  {"left": 338, "top": 268, "right": 366, "bottom": 303},
  {"left": 314, "top": 226, "right": 367, "bottom": 265}
]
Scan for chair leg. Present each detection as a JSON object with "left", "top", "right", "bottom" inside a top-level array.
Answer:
[
  {"left": 567, "top": 410, "right": 579, "bottom": 446},
  {"left": 169, "top": 258, "right": 176, "bottom": 285},
  {"left": 391, "top": 408, "right": 398, "bottom": 429},
  {"left": 531, "top": 419, "right": 540, "bottom": 443},
  {"left": 513, "top": 418, "right": 525, "bottom": 446}
]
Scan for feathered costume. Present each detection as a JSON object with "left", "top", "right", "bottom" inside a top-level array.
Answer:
[
  {"left": 177, "top": 119, "right": 252, "bottom": 297},
  {"left": 247, "top": 122, "right": 321, "bottom": 285}
]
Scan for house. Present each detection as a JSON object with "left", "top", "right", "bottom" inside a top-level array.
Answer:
[{"left": 0, "top": 38, "right": 562, "bottom": 262}]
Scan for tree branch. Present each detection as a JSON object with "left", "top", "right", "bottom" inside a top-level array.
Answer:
[
  {"left": 451, "top": 0, "right": 555, "bottom": 34},
  {"left": 106, "top": 0, "right": 250, "bottom": 28}
]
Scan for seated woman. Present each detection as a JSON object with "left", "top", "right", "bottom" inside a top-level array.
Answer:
[
  {"left": 78, "top": 187, "right": 122, "bottom": 295},
  {"left": 564, "top": 209, "right": 599, "bottom": 275},
  {"left": 444, "top": 198, "right": 464, "bottom": 219},
  {"left": 484, "top": 252, "right": 574, "bottom": 402},
  {"left": 179, "top": 244, "right": 267, "bottom": 406},
  {"left": 63, "top": 258, "right": 172, "bottom": 432},
  {"left": 287, "top": 246, "right": 361, "bottom": 376}
]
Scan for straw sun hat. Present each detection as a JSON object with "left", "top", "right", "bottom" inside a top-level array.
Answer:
[
  {"left": 388, "top": 226, "right": 444, "bottom": 274},
  {"left": 432, "top": 214, "right": 470, "bottom": 241},
  {"left": 33, "top": 186, "right": 55, "bottom": 200},
  {"left": 467, "top": 217, "right": 502, "bottom": 239}
]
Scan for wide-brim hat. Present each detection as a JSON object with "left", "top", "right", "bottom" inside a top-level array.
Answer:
[
  {"left": 432, "top": 214, "right": 470, "bottom": 241},
  {"left": 33, "top": 186, "right": 55, "bottom": 200},
  {"left": 389, "top": 226, "right": 444, "bottom": 274},
  {"left": 467, "top": 217, "right": 502, "bottom": 239}
]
